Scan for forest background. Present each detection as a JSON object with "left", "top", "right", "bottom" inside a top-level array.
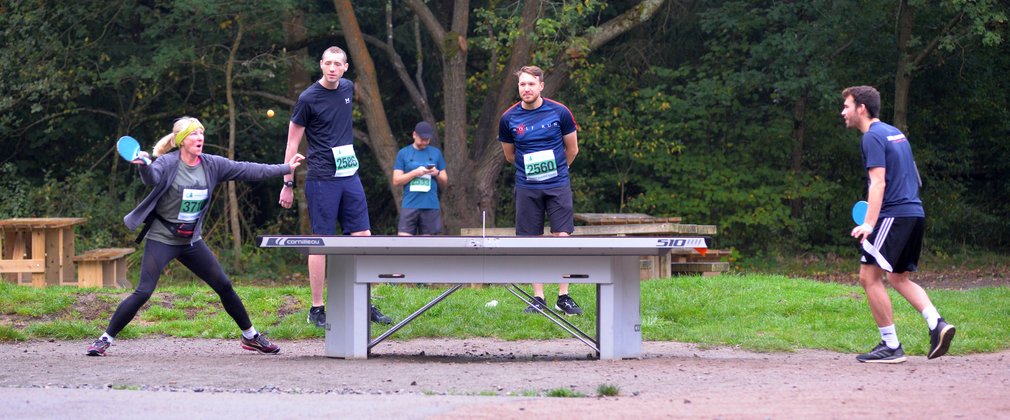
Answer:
[{"left": 1, "top": 0, "right": 1007, "bottom": 276}]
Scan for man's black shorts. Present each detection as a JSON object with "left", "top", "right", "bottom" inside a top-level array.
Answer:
[
  {"left": 514, "top": 186, "right": 574, "bottom": 236},
  {"left": 860, "top": 217, "right": 924, "bottom": 273}
]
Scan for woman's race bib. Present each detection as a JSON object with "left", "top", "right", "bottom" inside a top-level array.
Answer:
[
  {"left": 331, "top": 144, "right": 360, "bottom": 177},
  {"left": 178, "top": 188, "right": 209, "bottom": 221},
  {"left": 409, "top": 172, "right": 432, "bottom": 193},
  {"left": 523, "top": 149, "right": 558, "bottom": 182}
]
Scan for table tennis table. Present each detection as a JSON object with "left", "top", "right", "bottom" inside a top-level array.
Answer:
[{"left": 257, "top": 235, "right": 709, "bottom": 360}]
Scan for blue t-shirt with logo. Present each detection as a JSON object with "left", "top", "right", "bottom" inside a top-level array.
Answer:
[
  {"left": 862, "top": 121, "right": 924, "bottom": 218},
  {"left": 291, "top": 80, "right": 355, "bottom": 180},
  {"left": 394, "top": 145, "right": 446, "bottom": 209},
  {"left": 497, "top": 98, "right": 578, "bottom": 189}
]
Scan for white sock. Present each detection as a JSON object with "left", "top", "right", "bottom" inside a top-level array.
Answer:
[
  {"left": 922, "top": 306, "right": 941, "bottom": 330},
  {"left": 242, "top": 327, "right": 258, "bottom": 340},
  {"left": 100, "top": 332, "right": 114, "bottom": 344},
  {"left": 879, "top": 325, "right": 899, "bottom": 349}
]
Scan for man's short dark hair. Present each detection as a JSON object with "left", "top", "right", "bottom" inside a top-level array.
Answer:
[
  {"left": 515, "top": 66, "right": 544, "bottom": 82},
  {"left": 842, "top": 86, "right": 880, "bottom": 119}
]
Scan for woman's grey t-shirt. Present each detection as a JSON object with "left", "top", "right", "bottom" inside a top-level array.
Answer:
[{"left": 147, "top": 159, "right": 208, "bottom": 245}]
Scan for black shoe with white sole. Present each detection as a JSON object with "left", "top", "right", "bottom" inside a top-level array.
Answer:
[
  {"left": 928, "top": 318, "right": 956, "bottom": 360},
  {"left": 856, "top": 341, "right": 906, "bottom": 364}
]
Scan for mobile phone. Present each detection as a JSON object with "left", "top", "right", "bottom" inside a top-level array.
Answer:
[{"left": 425, "top": 164, "right": 435, "bottom": 169}]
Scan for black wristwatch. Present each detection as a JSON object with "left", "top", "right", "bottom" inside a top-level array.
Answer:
[{"left": 283, "top": 180, "right": 295, "bottom": 188}]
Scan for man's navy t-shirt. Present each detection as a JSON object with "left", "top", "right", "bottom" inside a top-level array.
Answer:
[
  {"left": 291, "top": 79, "right": 355, "bottom": 180},
  {"left": 861, "top": 121, "right": 924, "bottom": 218},
  {"left": 497, "top": 98, "right": 577, "bottom": 190}
]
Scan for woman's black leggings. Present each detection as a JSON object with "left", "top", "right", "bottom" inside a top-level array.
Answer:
[{"left": 105, "top": 239, "right": 252, "bottom": 337}]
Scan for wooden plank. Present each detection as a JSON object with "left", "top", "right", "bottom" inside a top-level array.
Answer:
[
  {"left": 0, "top": 259, "right": 45, "bottom": 273},
  {"left": 113, "top": 258, "right": 129, "bottom": 288},
  {"left": 31, "top": 230, "right": 46, "bottom": 287},
  {"left": 73, "top": 248, "right": 135, "bottom": 262},
  {"left": 77, "top": 262, "right": 103, "bottom": 288},
  {"left": 61, "top": 227, "right": 76, "bottom": 285},
  {"left": 1, "top": 231, "right": 13, "bottom": 283},
  {"left": 669, "top": 248, "right": 732, "bottom": 256},
  {"left": 45, "top": 227, "right": 60, "bottom": 285},
  {"left": 460, "top": 223, "right": 716, "bottom": 237},
  {"left": 670, "top": 262, "right": 729, "bottom": 272},
  {"left": 0, "top": 218, "right": 87, "bottom": 229},
  {"left": 574, "top": 213, "right": 682, "bottom": 225}
]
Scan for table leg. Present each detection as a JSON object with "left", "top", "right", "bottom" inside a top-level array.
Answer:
[
  {"left": 44, "top": 227, "right": 62, "bottom": 286},
  {"left": 31, "top": 230, "right": 46, "bottom": 287},
  {"left": 2, "top": 231, "right": 26, "bottom": 284},
  {"left": 325, "top": 255, "right": 369, "bottom": 359},
  {"left": 60, "top": 227, "right": 76, "bottom": 285},
  {"left": 0, "top": 231, "right": 9, "bottom": 283},
  {"left": 598, "top": 256, "right": 642, "bottom": 359}
]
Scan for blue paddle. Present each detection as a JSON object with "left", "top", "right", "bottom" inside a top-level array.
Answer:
[
  {"left": 116, "top": 136, "right": 151, "bottom": 165},
  {"left": 851, "top": 200, "right": 868, "bottom": 225}
]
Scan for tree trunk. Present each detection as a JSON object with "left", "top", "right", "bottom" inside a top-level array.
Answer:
[
  {"left": 225, "top": 17, "right": 244, "bottom": 271},
  {"left": 790, "top": 90, "right": 807, "bottom": 218},
  {"left": 284, "top": 9, "right": 312, "bottom": 234},
  {"left": 333, "top": 0, "right": 399, "bottom": 209},
  {"left": 409, "top": 0, "right": 666, "bottom": 234},
  {"left": 894, "top": 0, "right": 914, "bottom": 133}
]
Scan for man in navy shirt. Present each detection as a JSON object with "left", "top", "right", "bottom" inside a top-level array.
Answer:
[
  {"left": 393, "top": 121, "right": 448, "bottom": 235},
  {"left": 841, "top": 85, "right": 955, "bottom": 363},
  {"left": 278, "top": 46, "right": 391, "bottom": 327},
  {"left": 498, "top": 65, "right": 583, "bottom": 316}
]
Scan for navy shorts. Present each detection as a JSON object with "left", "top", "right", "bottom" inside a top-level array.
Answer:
[
  {"left": 305, "top": 176, "right": 371, "bottom": 235},
  {"left": 397, "top": 208, "right": 442, "bottom": 235},
  {"left": 860, "top": 217, "right": 924, "bottom": 273},
  {"left": 514, "top": 186, "right": 574, "bottom": 236}
]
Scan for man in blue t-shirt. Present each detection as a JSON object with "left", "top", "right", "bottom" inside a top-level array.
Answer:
[
  {"left": 393, "top": 121, "right": 448, "bottom": 235},
  {"left": 278, "top": 46, "right": 391, "bottom": 327},
  {"left": 841, "top": 85, "right": 954, "bottom": 364},
  {"left": 498, "top": 65, "right": 583, "bottom": 316}
]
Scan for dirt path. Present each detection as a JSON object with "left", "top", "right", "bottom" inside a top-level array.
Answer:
[{"left": 2, "top": 337, "right": 1008, "bottom": 418}]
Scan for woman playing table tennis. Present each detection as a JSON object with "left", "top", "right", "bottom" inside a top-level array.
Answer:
[{"left": 86, "top": 116, "right": 304, "bottom": 356}]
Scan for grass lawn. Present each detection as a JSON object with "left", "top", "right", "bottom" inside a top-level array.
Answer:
[{"left": 1, "top": 274, "right": 1008, "bottom": 357}]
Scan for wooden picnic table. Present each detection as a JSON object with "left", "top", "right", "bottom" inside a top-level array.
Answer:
[
  {"left": 0, "top": 217, "right": 86, "bottom": 287},
  {"left": 461, "top": 213, "right": 721, "bottom": 279},
  {"left": 574, "top": 213, "right": 682, "bottom": 225}
]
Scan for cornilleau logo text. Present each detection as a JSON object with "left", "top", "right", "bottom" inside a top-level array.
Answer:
[
  {"left": 266, "top": 237, "right": 324, "bottom": 246},
  {"left": 655, "top": 238, "right": 706, "bottom": 247}
]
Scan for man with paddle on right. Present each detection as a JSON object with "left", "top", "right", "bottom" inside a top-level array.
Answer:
[{"left": 841, "top": 85, "right": 955, "bottom": 364}]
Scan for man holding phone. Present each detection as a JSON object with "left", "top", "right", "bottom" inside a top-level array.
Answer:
[{"left": 392, "top": 121, "right": 448, "bottom": 235}]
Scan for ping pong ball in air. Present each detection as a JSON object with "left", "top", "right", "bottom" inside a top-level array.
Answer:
[{"left": 267, "top": 109, "right": 275, "bottom": 118}]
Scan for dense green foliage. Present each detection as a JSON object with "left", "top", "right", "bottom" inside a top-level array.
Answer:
[{"left": 2, "top": 1, "right": 1007, "bottom": 262}]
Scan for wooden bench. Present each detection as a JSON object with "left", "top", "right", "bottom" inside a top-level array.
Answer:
[
  {"left": 668, "top": 248, "right": 731, "bottom": 277},
  {"left": 73, "top": 248, "right": 134, "bottom": 288}
]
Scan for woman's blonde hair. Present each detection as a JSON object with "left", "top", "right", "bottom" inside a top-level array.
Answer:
[{"left": 152, "top": 117, "right": 204, "bottom": 157}]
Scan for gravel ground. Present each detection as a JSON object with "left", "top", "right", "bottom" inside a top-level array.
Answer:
[{"left": 2, "top": 337, "right": 1008, "bottom": 418}]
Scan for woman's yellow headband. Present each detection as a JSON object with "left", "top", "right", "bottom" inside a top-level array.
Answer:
[{"left": 175, "top": 121, "right": 204, "bottom": 147}]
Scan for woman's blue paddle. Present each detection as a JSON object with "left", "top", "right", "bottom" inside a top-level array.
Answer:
[{"left": 116, "top": 136, "right": 151, "bottom": 165}]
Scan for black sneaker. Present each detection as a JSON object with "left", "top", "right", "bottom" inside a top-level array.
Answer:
[
  {"left": 555, "top": 294, "right": 583, "bottom": 316},
  {"left": 240, "top": 333, "right": 280, "bottom": 354},
  {"left": 523, "top": 296, "right": 548, "bottom": 314},
  {"left": 86, "top": 337, "right": 110, "bottom": 356},
  {"left": 307, "top": 306, "right": 326, "bottom": 329},
  {"left": 370, "top": 305, "right": 393, "bottom": 325},
  {"left": 928, "top": 318, "right": 956, "bottom": 360},
  {"left": 856, "top": 341, "right": 906, "bottom": 364}
]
